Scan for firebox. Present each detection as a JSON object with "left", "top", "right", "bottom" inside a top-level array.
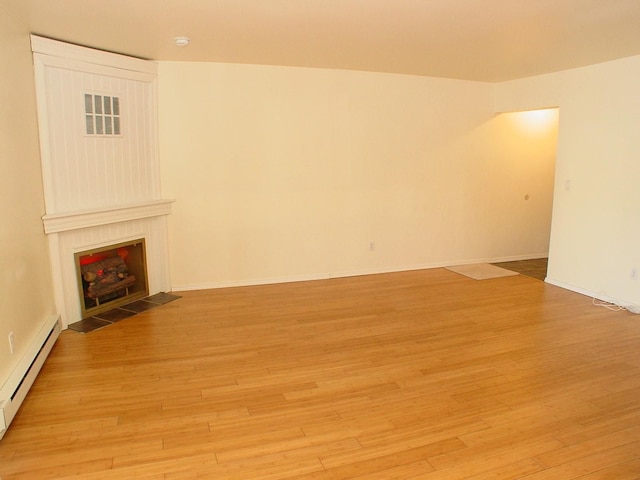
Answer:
[{"left": 75, "top": 239, "right": 149, "bottom": 319}]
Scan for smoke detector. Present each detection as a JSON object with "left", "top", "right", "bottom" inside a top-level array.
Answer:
[{"left": 174, "top": 37, "right": 190, "bottom": 47}]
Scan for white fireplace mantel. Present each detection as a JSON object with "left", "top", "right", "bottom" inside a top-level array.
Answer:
[
  {"left": 32, "top": 36, "right": 174, "bottom": 328},
  {"left": 42, "top": 199, "right": 175, "bottom": 234}
]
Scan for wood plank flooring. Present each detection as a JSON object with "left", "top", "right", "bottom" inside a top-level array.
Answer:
[{"left": 1, "top": 268, "right": 640, "bottom": 479}]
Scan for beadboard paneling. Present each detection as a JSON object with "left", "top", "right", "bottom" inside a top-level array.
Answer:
[{"left": 35, "top": 55, "right": 159, "bottom": 213}]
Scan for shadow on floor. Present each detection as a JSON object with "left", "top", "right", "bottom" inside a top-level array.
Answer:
[{"left": 492, "top": 258, "right": 548, "bottom": 281}]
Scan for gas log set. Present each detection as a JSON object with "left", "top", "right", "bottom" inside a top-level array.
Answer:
[
  {"left": 75, "top": 240, "right": 148, "bottom": 317},
  {"left": 80, "top": 250, "right": 136, "bottom": 306}
]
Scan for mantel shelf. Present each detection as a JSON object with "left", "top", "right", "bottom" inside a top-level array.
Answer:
[{"left": 42, "top": 199, "right": 175, "bottom": 234}]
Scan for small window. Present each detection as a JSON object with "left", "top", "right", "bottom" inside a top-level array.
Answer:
[{"left": 84, "top": 93, "right": 121, "bottom": 135}]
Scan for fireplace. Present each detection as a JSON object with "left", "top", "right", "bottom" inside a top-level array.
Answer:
[
  {"left": 32, "top": 36, "right": 174, "bottom": 328},
  {"left": 75, "top": 239, "right": 149, "bottom": 319}
]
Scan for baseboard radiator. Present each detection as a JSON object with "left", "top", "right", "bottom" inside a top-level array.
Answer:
[{"left": 0, "top": 315, "right": 61, "bottom": 440}]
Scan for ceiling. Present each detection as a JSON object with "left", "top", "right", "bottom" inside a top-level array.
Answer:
[{"left": 6, "top": 0, "right": 640, "bottom": 82}]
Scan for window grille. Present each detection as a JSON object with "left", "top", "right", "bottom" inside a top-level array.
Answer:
[{"left": 84, "top": 94, "right": 121, "bottom": 135}]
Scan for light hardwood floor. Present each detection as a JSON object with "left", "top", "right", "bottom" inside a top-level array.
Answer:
[{"left": 2, "top": 268, "right": 640, "bottom": 479}]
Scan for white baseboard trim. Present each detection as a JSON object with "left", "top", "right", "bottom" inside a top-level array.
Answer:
[
  {"left": 544, "top": 277, "right": 636, "bottom": 309},
  {"left": 0, "top": 314, "right": 61, "bottom": 440},
  {"left": 172, "top": 273, "right": 331, "bottom": 292},
  {"left": 172, "top": 254, "right": 549, "bottom": 292}
]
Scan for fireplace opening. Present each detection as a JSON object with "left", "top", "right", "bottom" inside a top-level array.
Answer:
[{"left": 75, "top": 239, "right": 149, "bottom": 319}]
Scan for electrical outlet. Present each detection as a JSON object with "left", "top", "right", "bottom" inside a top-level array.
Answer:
[
  {"left": 369, "top": 241, "right": 375, "bottom": 251},
  {"left": 632, "top": 268, "right": 638, "bottom": 281},
  {"left": 8, "top": 332, "right": 15, "bottom": 354}
]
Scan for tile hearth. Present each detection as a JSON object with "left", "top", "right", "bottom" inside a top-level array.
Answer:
[{"left": 68, "top": 292, "right": 180, "bottom": 333}]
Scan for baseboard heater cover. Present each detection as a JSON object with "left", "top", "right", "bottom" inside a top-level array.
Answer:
[{"left": 0, "top": 314, "right": 61, "bottom": 440}]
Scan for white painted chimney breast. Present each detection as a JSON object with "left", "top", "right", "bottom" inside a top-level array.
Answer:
[{"left": 31, "top": 36, "right": 173, "bottom": 328}]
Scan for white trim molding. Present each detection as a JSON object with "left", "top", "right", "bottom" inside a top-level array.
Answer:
[
  {"left": 42, "top": 199, "right": 175, "bottom": 234},
  {"left": 31, "top": 35, "right": 157, "bottom": 74}
]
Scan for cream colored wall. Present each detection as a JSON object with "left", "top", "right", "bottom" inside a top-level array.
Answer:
[
  {"left": 496, "top": 55, "right": 640, "bottom": 307},
  {"left": 0, "top": 5, "right": 56, "bottom": 381},
  {"left": 159, "top": 62, "right": 557, "bottom": 289}
]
